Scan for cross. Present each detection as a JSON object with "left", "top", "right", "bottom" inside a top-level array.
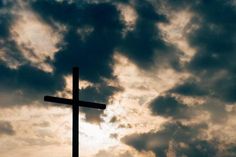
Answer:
[{"left": 44, "top": 67, "right": 106, "bottom": 157}]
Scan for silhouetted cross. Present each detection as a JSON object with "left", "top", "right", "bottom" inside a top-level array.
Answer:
[{"left": 44, "top": 67, "right": 106, "bottom": 157}]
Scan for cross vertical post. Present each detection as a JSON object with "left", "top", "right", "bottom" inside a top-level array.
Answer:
[{"left": 73, "top": 67, "right": 79, "bottom": 157}]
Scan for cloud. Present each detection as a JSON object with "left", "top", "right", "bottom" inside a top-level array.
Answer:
[
  {"left": 27, "top": 1, "right": 126, "bottom": 122},
  {"left": 110, "top": 116, "right": 119, "bottom": 123},
  {"left": 122, "top": 1, "right": 236, "bottom": 156},
  {"left": 0, "top": 121, "right": 15, "bottom": 136},
  {"left": 30, "top": 0, "right": 182, "bottom": 124},
  {"left": 95, "top": 149, "right": 133, "bottom": 157},
  {"left": 110, "top": 133, "right": 118, "bottom": 139},
  {"left": 0, "top": 1, "right": 236, "bottom": 157},
  {"left": 151, "top": 0, "right": 236, "bottom": 103},
  {"left": 0, "top": 1, "right": 25, "bottom": 69},
  {"left": 122, "top": 122, "right": 217, "bottom": 157},
  {"left": 94, "top": 147, "right": 155, "bottom": 157},
  {"left": 31, "top": 1, "right": 123, "bottom": 82},
  {"left": 117, "top": 3, "right": 137, "bottom": 35},
  {"left": 0, "top": 1, "right": 65, "bottom": 107},
  {"left": 0, "top": 0, "right": 185, "bottom": 110},
  {"left": 170, "top": 79, "right": 207, "bottom": 97},
  {"left": 184, "top": 0, "right": 236, "bottom": 103},
  {"left": 0, "top": 1, "right": 124, "bottom": 110},
  {"left": 118, "top": 0, "right": 183, "bottom": 70},
  {"left": 149, "top": 94, "right": 193, "bottom": 119},
  {"left": 33, "top": 121, "right": 50, "bottom": 128},
  {"left": 0, "top": 64, "right": 65, "bottom": 107},
  {"left": 30, "top": 0, "right": 184, "bottom": 89},
  {"left": 80, "top": 82, "right": 121, "bottom": 123},
  {"left": 224, "top": 145, "right": 236, "bottom": 157},
  {"left": 11, "top": 8, "right": 62, "bottom": 72}
]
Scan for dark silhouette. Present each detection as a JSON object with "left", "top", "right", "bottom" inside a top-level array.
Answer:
[{"left": 44, "top": 67, "right": 106, "bottom": 157}]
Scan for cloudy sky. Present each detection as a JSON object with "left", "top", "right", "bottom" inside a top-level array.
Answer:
[{"left": 0, "top": 0, "right": 236, "bottom": 157}]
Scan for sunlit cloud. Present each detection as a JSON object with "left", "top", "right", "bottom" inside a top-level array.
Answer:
[
  {"left": 0, "top": 105, "right": 71, "bottom": 157},
  {"left": 117, "top": 3, "right": 137, "bottom": 36},
  {"left": 10, "top": 6, "right": 62, "bottom": 72},
  {"left": 0, "top": 48, "right": 22, "bottom": 69},
  {"left": 56, "top": 75, "right": 94, "bottom": 99},
  {"left": 158, "top": 10, "right": 197, "bottom": 63}
]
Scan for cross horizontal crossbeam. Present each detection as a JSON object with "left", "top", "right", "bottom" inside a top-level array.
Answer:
[{"left": 44, "top": 96, "right": 106, "bottom": 109}]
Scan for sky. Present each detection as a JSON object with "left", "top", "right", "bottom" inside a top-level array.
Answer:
[{"left": 0, "top": 0, "right": 236, "bottom": 157}]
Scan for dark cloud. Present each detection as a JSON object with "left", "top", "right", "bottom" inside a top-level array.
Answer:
[
  {"left": 0, "top": 1, "right": 13, "bottom": 38},
  {"left": 151, "top": 0, "right": 236, "bottom": 103},
  {"left": 224, "top": 145, "right": 236, "bottom": 157},
  {"left": 110, "top": 116, "right": 119, "bottom": 123},
  {"left": 118, "top": 123, "right": 132, "bottom": 129},
  {"left": 0, "top": 1, "right": 65, "bottom": 107},
  {"left": 0, "top": 0, "right": 183, "bottom": 111},
  {"left": 79, "top": 82, "right": 121, "bottom": 123},
  {"left": 149, "top": 94, "right": 229, "bottom": 124},
  {"left": 27, "top": 0, "right": 126, "bottom": 122},
  {"left": 0, "top": 121, "right": 15, "bottom": 136},
  {"left": 122, "top": 122, "right": 217, "bottom": 157},
  {"left": 0, "top": 64, "right": 64, "bottom": 107},
  {"left": 0, "top": 1, "right": 124, "bottom": 112},
  {"left": 199, "top": 99, "right": 229, "bottom": 124},
  {"left": 81, "top": 108, "right": 104, "bottom": 124},
  {"left": 31, "top": 1, "right": 124, "bottom": 83},
  {"left": 80, "top": 83, "right": 120, "bottom": 103},
  {"left": 110, "top": 133, "right": 118, "bottom": 139},
  {"left": 170, "top": 79, "right": 208, "bottom": 97},
  {"left": 149, "top": 95, "right": 193, "bottom": 119},
  {"left": 119, "top": 0, "right": 182, "bottom": 70},
  {"left": 185, "top": 0, "right": 236, "bottom": 102},
  {"left": 129, "top": 1, "right": 236, "bottom": 156}
]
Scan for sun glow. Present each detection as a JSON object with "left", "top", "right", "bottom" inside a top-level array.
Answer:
[{"left": 79, "top": 117, "right": 119, "bottom": 157}]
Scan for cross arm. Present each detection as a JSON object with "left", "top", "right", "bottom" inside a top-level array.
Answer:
[
  {"left": 79, "top": 100, "right": 106, "bottom": 110},
  {"left": 44, "top": 96, "right": 73, "bottom": 105},
  {"left": 44, "top": 96, "right": 106, "bottom": 109}
]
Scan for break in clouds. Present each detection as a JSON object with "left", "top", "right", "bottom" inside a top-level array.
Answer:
[{"left": 0, "top": 0, "right": 236, "bottom": 156}]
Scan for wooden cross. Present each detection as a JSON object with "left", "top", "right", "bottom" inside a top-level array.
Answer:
[{"left": 44, "top": 67, "right": 106, "bottom": 157}]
